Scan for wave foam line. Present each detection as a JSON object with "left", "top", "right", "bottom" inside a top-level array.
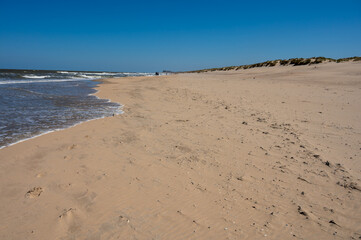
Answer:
[{"left": 0, "top": 78, "right": 94, "bottom": 85}]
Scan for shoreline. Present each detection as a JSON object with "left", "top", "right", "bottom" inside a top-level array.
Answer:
[
  {"left": 0, "top": 78, "right": 124, "bottom": 150},
  {"left": 0, "top": 62, "right": 360, "bottom": 239}
]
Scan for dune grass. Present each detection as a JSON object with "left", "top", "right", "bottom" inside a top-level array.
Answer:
[{"left": 186, "top": 56, "right": 361, "bottom": 73}]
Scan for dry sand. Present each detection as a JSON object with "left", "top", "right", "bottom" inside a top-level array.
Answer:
[{"left": 0, "top": 61, "right": 360, "bottom": 239}]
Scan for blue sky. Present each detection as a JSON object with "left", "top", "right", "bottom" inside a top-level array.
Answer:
[{"left": 1, "top": 0, "right": 360, "bottom": 72}]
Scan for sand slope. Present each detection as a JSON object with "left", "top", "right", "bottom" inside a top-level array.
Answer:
[{"left": 0, "top": 62, "right": 360, "bottom": 239}]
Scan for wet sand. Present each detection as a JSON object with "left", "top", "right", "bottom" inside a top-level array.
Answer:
[{"left": 0, "top": 61, "right": 360, "bottom": 239}]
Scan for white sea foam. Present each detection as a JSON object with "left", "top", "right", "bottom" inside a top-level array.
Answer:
[
  {"left": 84, "top": 72, "right": 117, "bottom": 76},
  {"left": 0, "top": 78, "right": 93, "bottom": 85},
  {"left": 22, "top": 75, "right": 51, "bottom": 79},
  {"left": 79, "top": 74, "right": 103, "bottom": 79}
]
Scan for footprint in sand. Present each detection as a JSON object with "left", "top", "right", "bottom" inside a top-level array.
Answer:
[
  {"left": 25, "top": 187, "right": 43, "bottom": 198},
  {"left": 68, "top": 144, "right": 77, "bottom": 150},
  {"left": 35, "top": 172, "right": 47, "bottom": 178},
  {"left": 58, "top": 208, "right": 76, "bottom": 219}
]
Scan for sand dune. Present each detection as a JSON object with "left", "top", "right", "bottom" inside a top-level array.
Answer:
[{"left": 0, "top": 61, "right": 360, "bottom": 239}]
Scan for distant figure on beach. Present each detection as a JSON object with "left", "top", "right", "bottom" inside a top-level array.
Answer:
[{"left": 155, "top": 72, "right": 159, "bottom": 76}]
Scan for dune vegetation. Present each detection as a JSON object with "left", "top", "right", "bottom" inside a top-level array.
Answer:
[{"left": 187, "top": 56, "right": 361, "bottom": 73}]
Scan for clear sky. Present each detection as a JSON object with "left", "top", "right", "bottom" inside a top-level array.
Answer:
[{"left": 1, "top": 0, "right": 360, "bottom": 72}]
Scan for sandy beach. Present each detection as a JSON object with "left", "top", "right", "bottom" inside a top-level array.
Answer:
[{"left": 0, "top": 61, "right": 360, "bottom": 239}]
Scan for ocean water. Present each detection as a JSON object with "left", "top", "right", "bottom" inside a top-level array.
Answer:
[{"left": 0, "top": 69, "right": 153, "bottom": 148}]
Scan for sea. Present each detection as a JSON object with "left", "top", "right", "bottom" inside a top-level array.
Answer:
[{"left": 0, "top": 69, "right": 153, "bottom": 149}]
